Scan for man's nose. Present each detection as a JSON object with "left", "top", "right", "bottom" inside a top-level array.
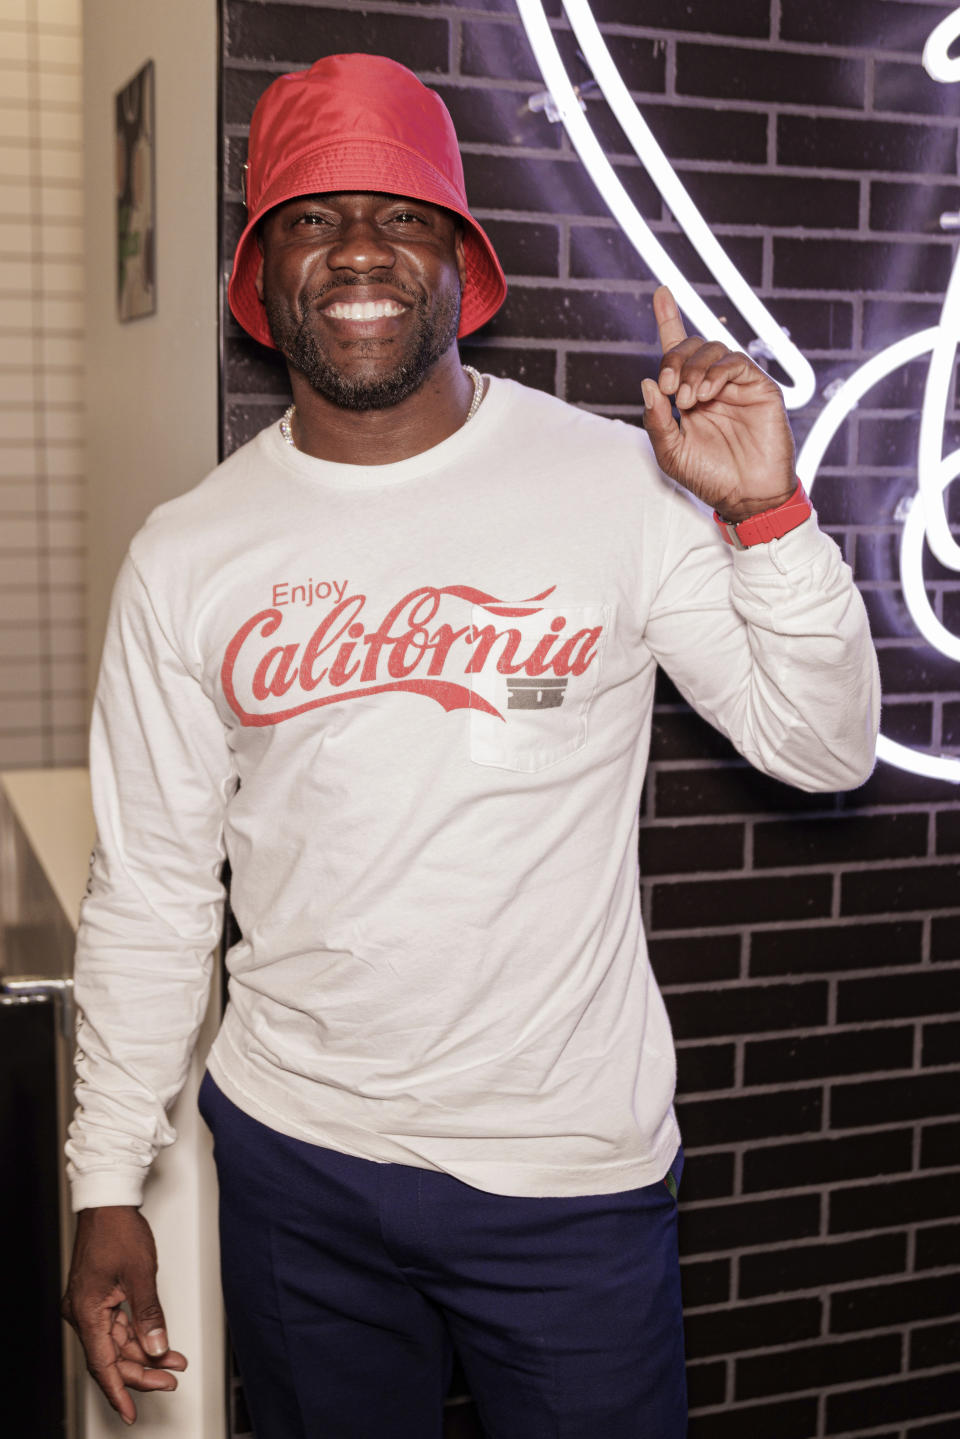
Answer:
[{"left": 326, "top": 219, "right": 395, "bottom": 273}]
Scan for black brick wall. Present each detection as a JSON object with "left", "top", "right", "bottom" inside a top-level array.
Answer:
[{"left": 218, "top": 2, "right": 960, "bottom": 1435}]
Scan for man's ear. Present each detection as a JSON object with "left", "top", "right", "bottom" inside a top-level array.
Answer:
[{"left": 455, "top": 225, "right": 467, "bottom": 291}]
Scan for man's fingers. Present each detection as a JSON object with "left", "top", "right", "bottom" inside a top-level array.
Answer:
[
  {"left": 81, "top": 1320, "right": 138, "bottom": 1424},
  {"left": 162, "top": 1349, "right": 188, "bottom": 1370},
  {"left": 62, "top": 1207, "right": 185, "bottom": 1424},
  {"left": 657, "top": 337, "right": 704, "bottom": 393},
  {"left": 153, "top": 1349, "right": 188, "bottom": 1371},
  {"left": 653, "top": 284, "right": 687, "bottom": 356},
  {"left": 63, "top": 1295, "right": 136, "bottom": 1420},
  {"left": 659, "top": 339, "right": 735, "bottom": 398},
  {"left": 115, "top": 1357, "right": 181, "bottom": 1392},
  {"left": 676, "top": 349, "right": 752, "bottom": 409},
  {"left": 112, "top": 1309, "right": 150, "bottom": 1365}
]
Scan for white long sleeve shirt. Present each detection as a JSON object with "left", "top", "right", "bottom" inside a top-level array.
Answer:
[{"left": 67, "top": 377, "right": 880, "bottom": 1210}]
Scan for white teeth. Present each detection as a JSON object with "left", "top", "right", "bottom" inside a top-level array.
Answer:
[{"left": 325, "top": 299, "right": 405, "bottom": 320}]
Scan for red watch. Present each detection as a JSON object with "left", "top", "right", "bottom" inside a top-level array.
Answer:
[{"left": 714, "top": 481, "right": 812, "bottom": 550}]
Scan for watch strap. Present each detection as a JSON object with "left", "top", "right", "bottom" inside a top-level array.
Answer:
[{"left": 714, "top": 481, "right": 812, "bottom": 550}]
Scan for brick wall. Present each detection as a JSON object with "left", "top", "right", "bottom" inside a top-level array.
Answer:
[{"left": 219, "top": 2, "right": 960, "bottom": 1435}]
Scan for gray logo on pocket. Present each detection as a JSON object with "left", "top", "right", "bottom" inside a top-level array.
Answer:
[{"left": 506, "top": 677, "right": 568, "bottom": 710}]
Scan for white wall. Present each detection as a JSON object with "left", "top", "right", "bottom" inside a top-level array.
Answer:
[
  {"left": 0, "top": 0, "right": 86, "bottom": 770},
  {"left": 81, "top": 2, "right": 224, "bottom": 1436},
  {"left": 83, "top": 0, "right": 219, "bottom": 687}
]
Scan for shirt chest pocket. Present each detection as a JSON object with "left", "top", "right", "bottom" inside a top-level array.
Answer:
[{"left": 468, "top": 603, "right": 610, "bottom": 773}]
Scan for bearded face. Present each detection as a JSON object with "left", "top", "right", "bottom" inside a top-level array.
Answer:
[{"left": 256, "top": 193, "right": 466, "bottom": 411}]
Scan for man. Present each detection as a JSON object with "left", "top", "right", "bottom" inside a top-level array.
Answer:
[{"left": 62, "top": 53, "right": 879, "bottom": 1437}]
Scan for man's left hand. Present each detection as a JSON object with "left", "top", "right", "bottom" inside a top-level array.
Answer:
[{"left": 641, "top": 285, "right": 797, "bottom": 523}]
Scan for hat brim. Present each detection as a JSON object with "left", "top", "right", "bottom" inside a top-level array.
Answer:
[{"left": 228, "top": 138, "right": 507, "bottom": 348}]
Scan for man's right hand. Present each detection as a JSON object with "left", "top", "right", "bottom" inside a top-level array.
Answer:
[{"left": 61, "top": 1206, "right": 187, "bottom": 1426}]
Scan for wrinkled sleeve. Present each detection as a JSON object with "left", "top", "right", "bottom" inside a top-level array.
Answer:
[
  {"left": 66, "top": 554, "right": 237, "bottom": 1211},
  {"left": 645, "top": 484, "right": 880, "bottom": 791}
]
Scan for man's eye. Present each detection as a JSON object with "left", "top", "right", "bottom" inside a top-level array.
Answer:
[
  {"left": 389, "top": 211, "right": 425, "bottom": 226},
  {"left": 294, "top": 212, "right": 331, "bottom": 227}
]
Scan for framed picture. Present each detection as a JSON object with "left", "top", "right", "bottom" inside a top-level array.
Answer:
[{"left": 115, "top": 59, "right": 156, "bottom": 321}]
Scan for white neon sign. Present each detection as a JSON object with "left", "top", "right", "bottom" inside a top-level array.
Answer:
[{"left": 517, "top": 1, "right": 960, "bottom": 783}]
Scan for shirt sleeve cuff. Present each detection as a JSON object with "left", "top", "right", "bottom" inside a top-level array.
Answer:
[{"left": 70, "top": 1172, "right": 147, "bottom": 1213}]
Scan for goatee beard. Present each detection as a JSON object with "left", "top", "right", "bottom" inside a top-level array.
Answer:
[{"left": 264, "top": 284, "right": 462, "bottom": 412}]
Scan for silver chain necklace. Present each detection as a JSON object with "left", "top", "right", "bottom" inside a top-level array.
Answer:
[{"left": 279, "top": 366, "right": 484, "bottom": 450}]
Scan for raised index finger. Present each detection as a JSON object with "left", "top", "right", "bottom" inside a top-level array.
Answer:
[{"left": 653, "top": 285, "right": 687, "bottom": 354}]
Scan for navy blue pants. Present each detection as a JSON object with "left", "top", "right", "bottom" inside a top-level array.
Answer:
[{"left": 199, "top": 1073, "right": 687, "bottom": 1438}]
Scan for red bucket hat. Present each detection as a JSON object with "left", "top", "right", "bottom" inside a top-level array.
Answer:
[{"left": 228, "top": 53, "right": 507, "bottom": 347}]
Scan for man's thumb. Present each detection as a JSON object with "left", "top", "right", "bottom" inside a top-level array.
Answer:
[
  {"left": 641, "top": 377, "right": 680, "bottom": 463},
  {"left": 641, "top": 378, "right": 675, "bottom": 447},
  {"left": 131, "top": 1284, "right": 169, "bottom": 1357}
]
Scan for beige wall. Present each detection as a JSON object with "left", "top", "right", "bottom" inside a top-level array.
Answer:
[
  {"left": 0, "top": 0, "right": 86, "bottom": 770},
  {"left": 81, "top": 5, "right": 224, "bottom": 1437},
  {"left": 83, "top": 0, "right": 219, "bottom": 689}
]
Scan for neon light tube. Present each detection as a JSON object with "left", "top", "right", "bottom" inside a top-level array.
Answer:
[
  {"left": 900, "top": 452, "right": 960, "bottom": 662},
  {"left": 877, "top": 734, "right": 960, "bottom": 782},
  {"left": 514, "top": 0, "right": 817, "bottom": 408},
  {"left": 796, "top": 329, "right": 939, "bottom": 488},
  {"left": 923, "top": 7, "right": 960, "bottom": 82},
  {"left": 917, "top": 232, "right": 960, "bottom": 572}
]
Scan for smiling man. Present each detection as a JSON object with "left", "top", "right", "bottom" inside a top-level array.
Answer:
[{"left": 62, "top": 54, "right": 879, "bottom": 1439}]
